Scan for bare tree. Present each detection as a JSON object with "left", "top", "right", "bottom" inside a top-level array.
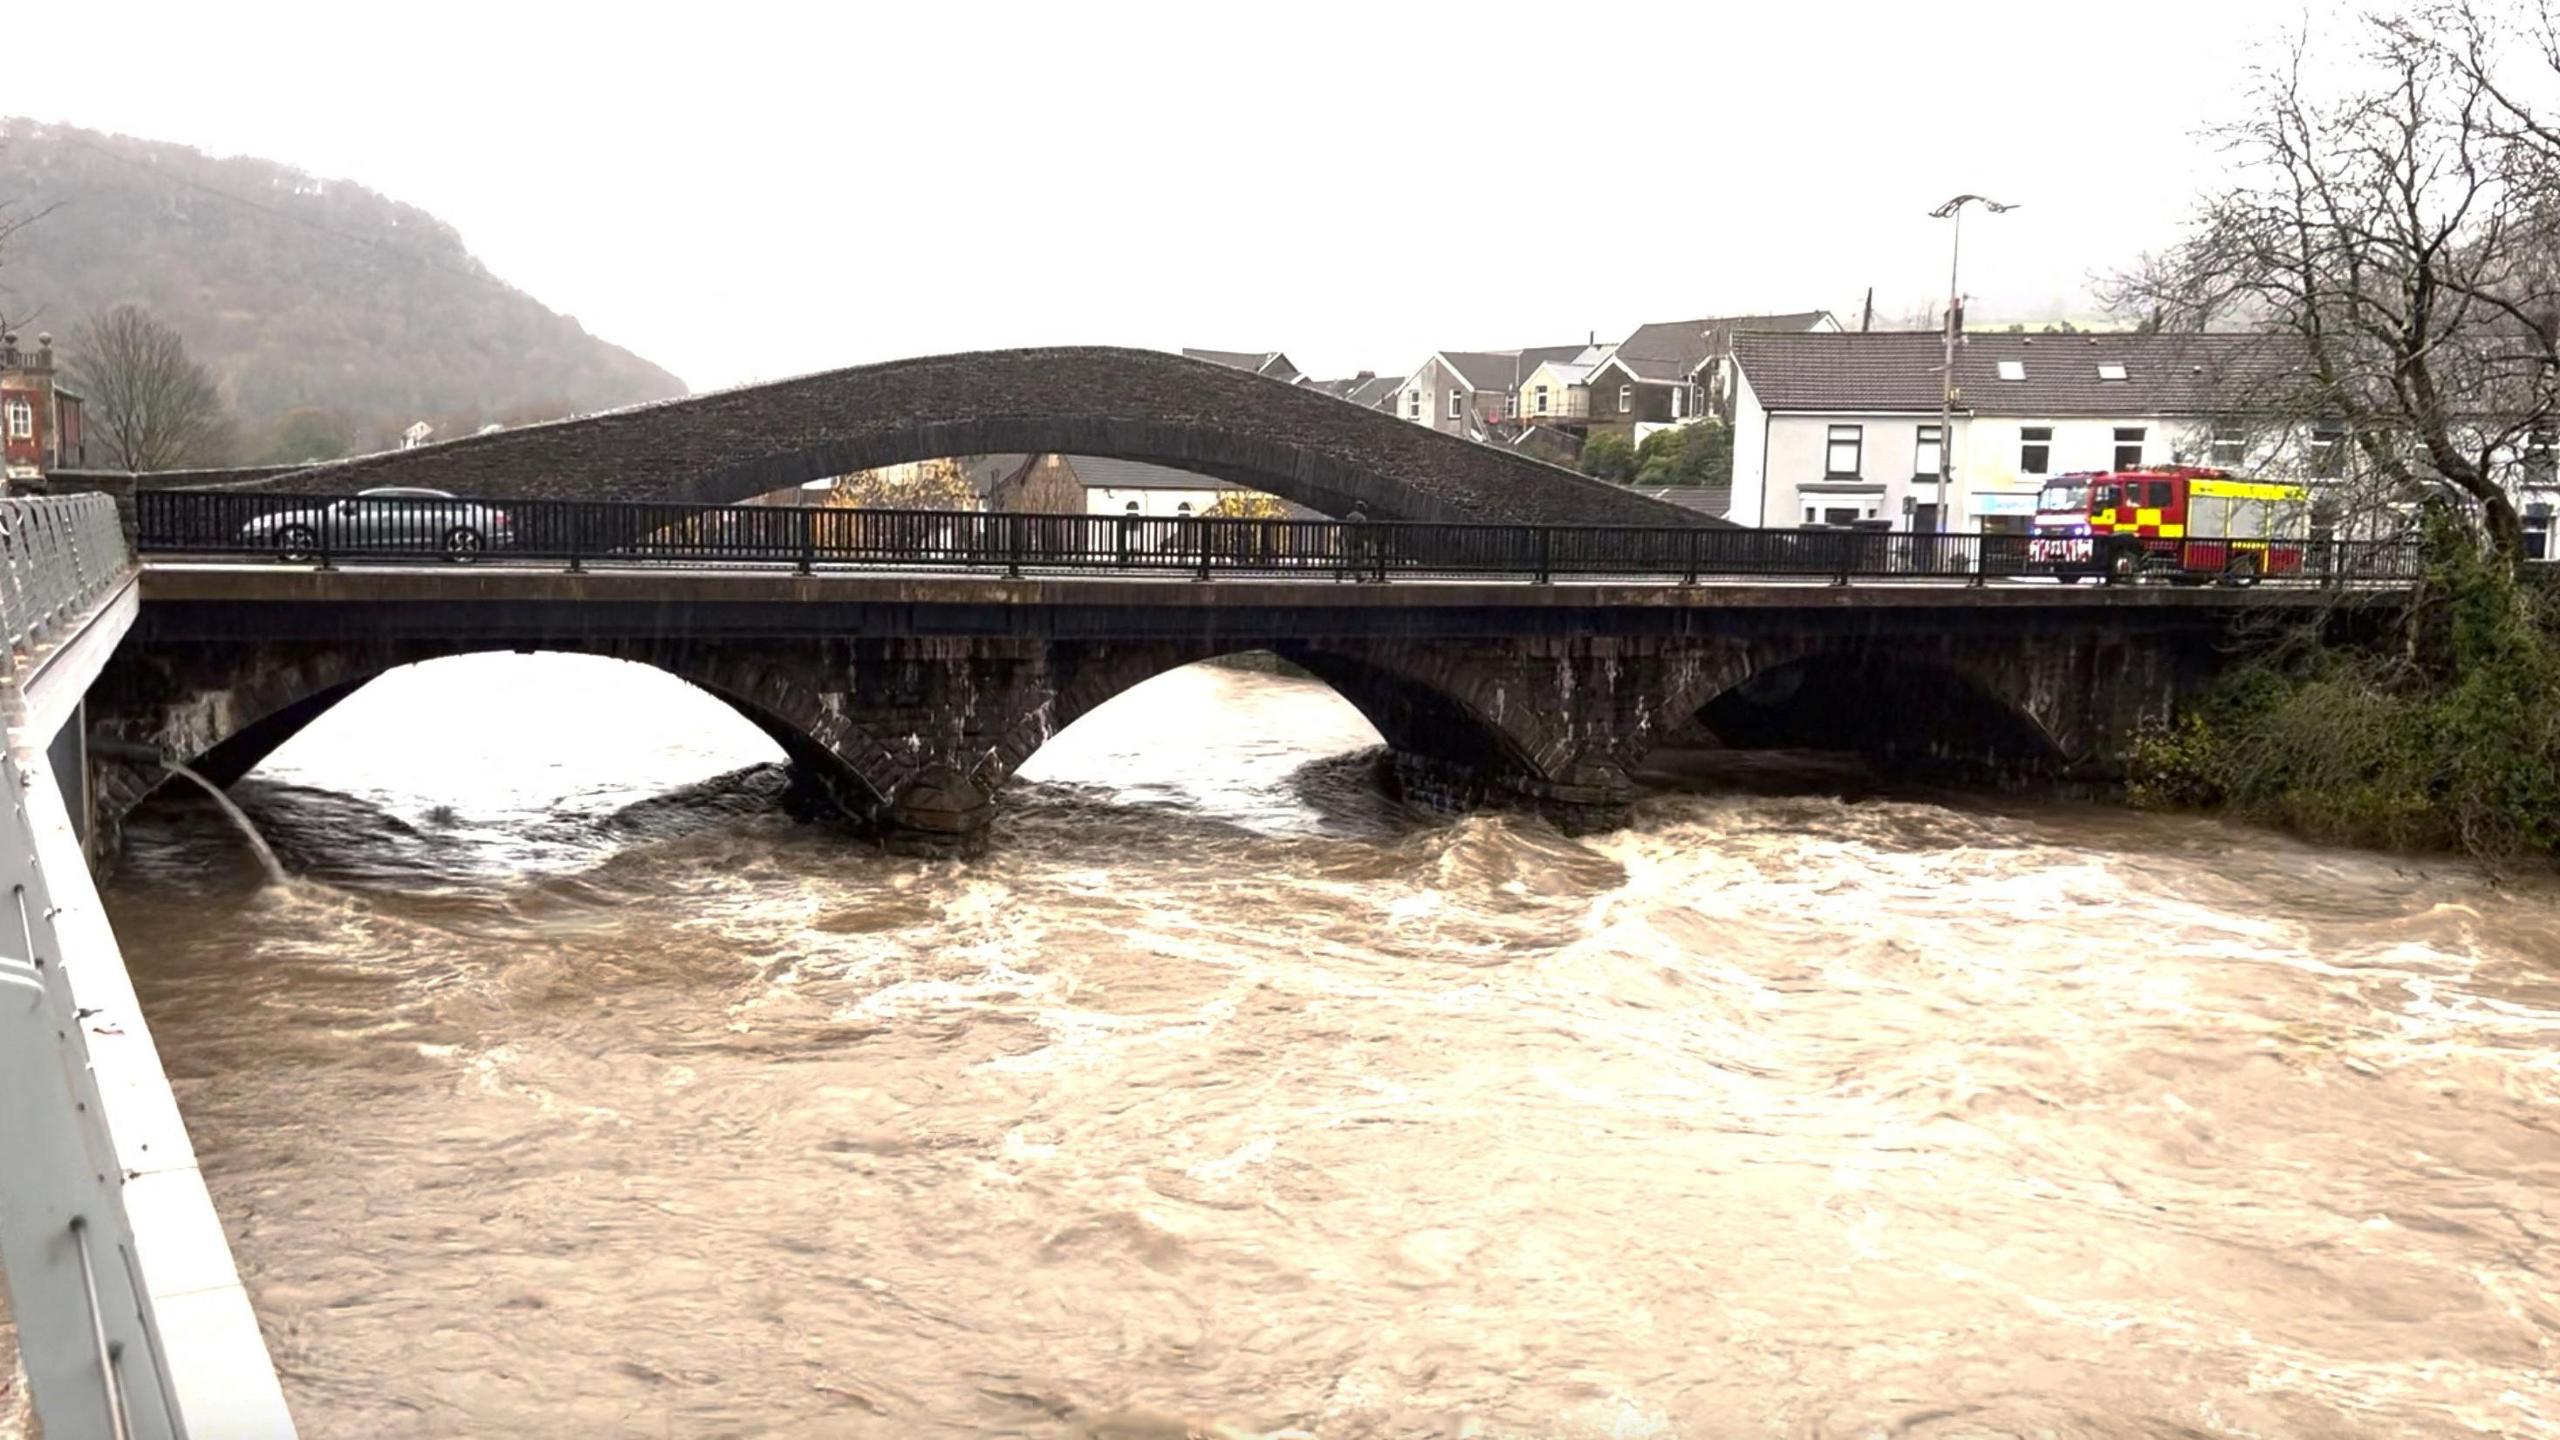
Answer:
[
  {"left": 66, "top": 304, "right": 234, "bottom": 470},
  {"left": 2112, "top": 4, "right": 2560, "bottom": 559}
]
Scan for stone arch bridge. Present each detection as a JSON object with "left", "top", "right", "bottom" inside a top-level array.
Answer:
[
  {"left": 90, "top": 568, "right": 2365, "bottom": 851},
  {"left": 197, "top": 347, "right": 1709, "bottom": 525}
]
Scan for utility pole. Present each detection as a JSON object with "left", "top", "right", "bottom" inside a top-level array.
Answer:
[{"left": 1926, "top": 195, "right": 2016, "bottom": 541}]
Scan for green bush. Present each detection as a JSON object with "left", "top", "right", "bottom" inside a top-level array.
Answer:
[
  {"left": 1579, "top": 432, "right": 1635, "bottom": 483},
  {"left": 2126, "top": 515, "right": 2560, "bottom": 861}
]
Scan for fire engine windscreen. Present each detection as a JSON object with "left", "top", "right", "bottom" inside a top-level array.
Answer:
[{"left": 2037, "top": 478, "right": 2090, "bottom": 513}]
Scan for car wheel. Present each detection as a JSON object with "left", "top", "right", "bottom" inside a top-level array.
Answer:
[
  {"left": 274, "top": 524, "right": 319, "bottom": 563},
  {"left": 2055, "top": 573, "right": 2082, "bottom": 585},
  {"left": 442, "top": 525, "right": 486, "bottom": 563},
  {"left": 2104, "top": 545, "right": 2144, "bottom": 583}
]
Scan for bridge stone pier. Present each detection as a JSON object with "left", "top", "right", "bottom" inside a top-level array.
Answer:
[{"left": 89, "top": 568, "right": 2359, "bottom": 854}]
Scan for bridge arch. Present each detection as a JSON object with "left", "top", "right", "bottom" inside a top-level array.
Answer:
[
  {"left": 221, "top": 348, "right": 1710, "bottom": 525},
  {"left": 92, "top": 641, "right": 873, "bottom": 834},
  {"left": 1671, "top": 638, "right": 2070, "bottom": 779},
  {"left": 91, "top": 632, "right": 1631, "bottom": 853},
  {"left": 1019, "top": 642, "right": 1563, "bottom": 801}
]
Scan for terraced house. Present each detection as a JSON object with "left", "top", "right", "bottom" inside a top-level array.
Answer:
[
  {"left": 1582, "top": 310, "right": 1837, "bottom": 443},
  {"left": 1727, "top": 330, "right": 2318, "bottom": 536}
]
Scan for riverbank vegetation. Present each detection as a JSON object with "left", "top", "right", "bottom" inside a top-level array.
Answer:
[
  {"left": 2129, "top": 520, "right": 2560, "bottom": 861},
  {"left": 2117, "top": 0, "right": 2560, "bottom": 862}
]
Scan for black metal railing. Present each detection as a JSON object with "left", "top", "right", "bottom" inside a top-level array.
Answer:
[{"left": 132, "top": 490, "right": 2428, "bottom": 587}]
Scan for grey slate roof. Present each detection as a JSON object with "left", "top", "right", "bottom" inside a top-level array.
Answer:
[
  {"left": 1440, "top": 345, "right": 1584, "bottom": 393},
  {"left": 1635, "top": 484, "right": 1735, "bottom": 518},
  {"left": 1183, "top": 348, "right": 1301, "bottom": 382},
  {"left": 1056, "top": 454, "right": 1326, "bottom": 517},
  {"left": 1056, "top": 454, "right": 1238, "bottom": 491},
  {"left": 1729, "top": 330, "right": 2292, "bottom": 417},
  {"left": 1612, "top": 311, "right": 1837, "bottom": 382},
  {"left": 1342, "top": 374, "right": 1403, "bottom": 410}
]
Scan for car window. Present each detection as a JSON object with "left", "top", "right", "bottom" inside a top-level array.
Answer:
[
  {"left": 2147, "top": 480, "right": 2176, "bottom": 507},
  {"left": 2094, "top": 482, "right": 2121, "bottom": 508}
]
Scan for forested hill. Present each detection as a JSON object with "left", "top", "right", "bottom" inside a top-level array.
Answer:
[{"left": 0, "top": 118, "right": 686, "bottom": 460}]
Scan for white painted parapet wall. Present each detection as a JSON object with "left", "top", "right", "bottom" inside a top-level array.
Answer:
[{"left": 0, "top": 494, "right": 296, "bottom": 1438}]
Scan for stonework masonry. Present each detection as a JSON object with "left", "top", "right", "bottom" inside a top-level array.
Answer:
[
  {"left": 90, "top": 570, "right": 2372, "bottom": 856},
  {"left": 184, "top": 348, "right": 1718, "bottom": 525}
]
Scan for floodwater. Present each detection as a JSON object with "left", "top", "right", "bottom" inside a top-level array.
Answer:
[{"left": 14, "top": 652, "right": 2560, "bottom": 1437}]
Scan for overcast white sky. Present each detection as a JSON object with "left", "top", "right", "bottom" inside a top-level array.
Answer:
[{"left": 15, "top": 0, "right": 2340, "bottom": 391}]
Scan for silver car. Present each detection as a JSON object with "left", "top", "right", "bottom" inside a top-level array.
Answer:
[{"left": 236, "top": 488, "right": 515, "bottom": 562}]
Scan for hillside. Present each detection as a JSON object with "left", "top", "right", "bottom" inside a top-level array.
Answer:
[{"left": 0, "top": 119, "right": 686, "bottom": 461}]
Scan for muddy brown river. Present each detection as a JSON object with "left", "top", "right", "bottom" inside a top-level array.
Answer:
[{"left": 8, "top": 653, "right": 2559, "bottom": 1437}]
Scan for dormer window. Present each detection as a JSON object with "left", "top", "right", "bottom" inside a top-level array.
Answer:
[{"left": 2097, "top": 363, "right": 2129, "bottom": 382}]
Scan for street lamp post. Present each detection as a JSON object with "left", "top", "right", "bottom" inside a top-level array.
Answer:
[{"left": 1927, "top": 194, "right": 2017, "bottom": 552}]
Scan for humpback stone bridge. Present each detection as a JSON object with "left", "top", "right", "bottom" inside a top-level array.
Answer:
[
  {"left": 91, "top": 567, "right": 2359, "bottom": 851},
  {"left": 188, "top": 346, "right": 1711, "bottom": 524}
]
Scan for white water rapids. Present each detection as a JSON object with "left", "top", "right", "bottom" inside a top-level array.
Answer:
[{"left": 3, "top": 651, "right": 2554, "bottom": 1438}]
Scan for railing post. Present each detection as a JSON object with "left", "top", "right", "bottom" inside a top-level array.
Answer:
[
  {"left": 1196, "top": 519, "right": 1213, "bottom": 581},
  {"left": 1007, "top": 512, "right": 1025, "bottom": 579},
  {"left": 1833, "top": 533, "right": 1851, "bottom": 587},
  {"left": 1969, "top": 531, "right": 1987, "bottom": 587},
  {"left": 796, "top": 505, "right": 815, "bottom": 576},
  {"left": 565, "top": 501, "right": 583, "bottom": 574},
  {"left": 1682, "top": 526, "right": 1700, "bottom": 586},
  {"left": 1533, "top": 526, "right": 1550, "bottom": 585}
]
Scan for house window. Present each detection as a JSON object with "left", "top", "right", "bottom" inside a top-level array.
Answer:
[
  {"left": 1914, "top": 424, "right": 1944, "bottom": 479},
  {"left": 3, "top": 398, "right": 28, "bottom": 440},
  {"left": 2112, "top": 426, "right": 2147, "bottom": 471},
  {"left": 1672, "top": 386, "right": 1689, "bottom": 420},
  {"left": 2521, "top": 423, "right": 2554, "bottom": 486},
  {"left": 1997, "top": 360, "right": 2026, "bottom": 382},
  {"left": 1176, "top": 501, "right": 1194, "bottom": 516},
  {"left": 1406, "top": 391, "right": 1420, "bottom": 419},
  {"left": 1825, "top": 424, "right": 1863, "bottom": 477},
  {"left": 2097, "top": 363, "right": 2129, "bottom": 382},
  {"left": 1534, "top": 385, "right": 1550, "bottom": 415},
  {"left": 2309, "top": 419, "right": 2346, "bottom": 478},
  {"left": 2019, "top": 426, "right": 2053, "bottom": 475},
  {"left": 2525, "top": 504, "right": 2553, "bottom": 561},
  {"left": 1447, "top": 391, "right": 1463, "bottom": 420},
  {"left": 1124, "top": 500, "right": 1141, "bottom": 515},
  {"left": 1821, "top": 506, "right": 1863, "bottom": 525},
  {"left": 1618, "top": 384, "right": 1633, "bottom": 413},
  {"left": 2209, "top": 422, "right": 2247, "bottom": 467},
  {"left": 1045, "top": 453, "right": 1062, "bottom": 468}
]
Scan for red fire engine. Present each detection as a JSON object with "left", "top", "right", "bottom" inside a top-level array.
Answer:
[{"left": 2025, "top": 465, "right": 2311, "bottom": 583}]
